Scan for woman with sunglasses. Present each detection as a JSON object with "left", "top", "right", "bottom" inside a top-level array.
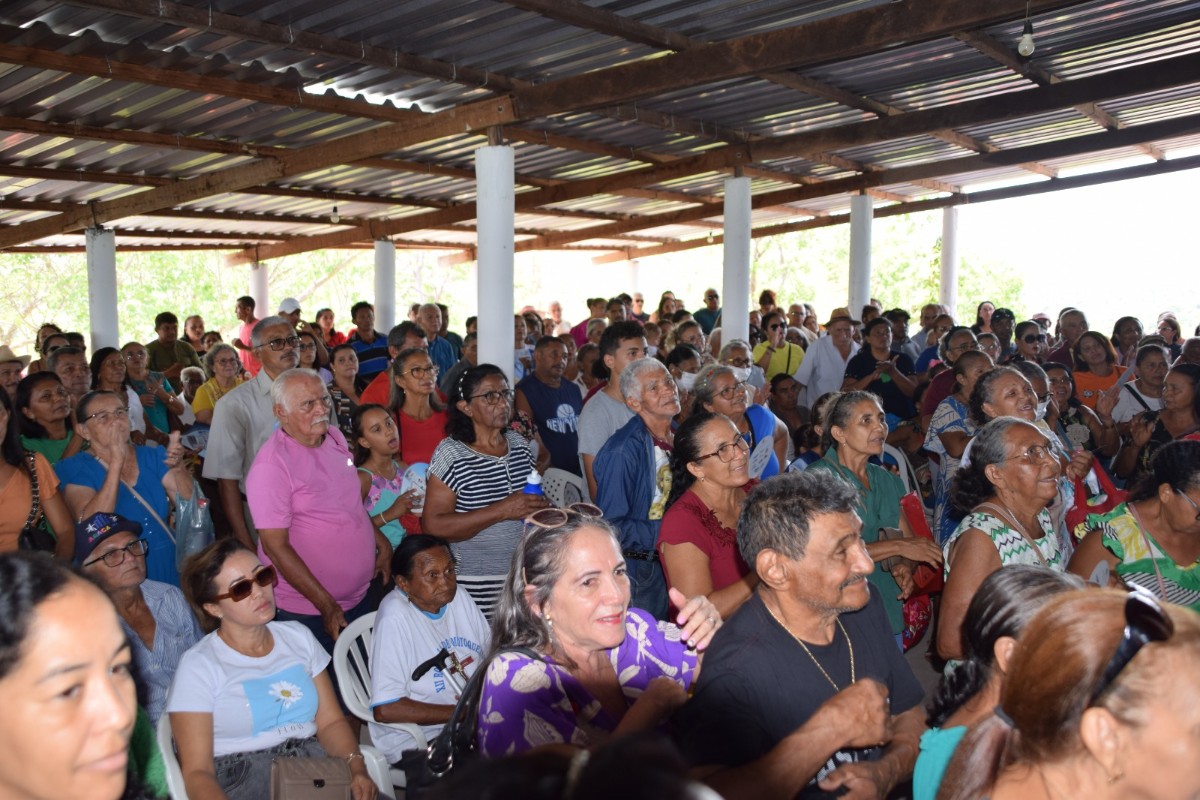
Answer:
[
  {"left": 168, "top": 539, "right": 377, "bottom": 800},
  {"left": 752, "top": 310, "right": 805, "bottom": 381},
  {"left": 15, "top": 372, "right": 83, "bottom": 465},
  {"left": 692, "top": 364, "right": 787, "bottom": 479},
  {"left": 55, "top": 390, "right": 192, "bottom": 585},
  {"left": 1043, "top": 362, "right": 1120, "bottom": 458},
  {"left": 0, "top": 386, "right": 74, "bottom": 557},
  {"left": 191, "top": 343, "right": 244, "bottom": 426},
  {"left": 478, "top": 512, "right": 718, "bottom": 757},
  {"left": 386, "top": 346, "right": 448, "bottom": 466},
  {"left": 1010, "top": 320, "right": 1048, "bottom": 364},
  {"left": 937, "top": 417, "right": 1070, "bottom": 660},
  {"left": 423, "top": 365, "right": 548, "bottom": 618},
  {"left": 1069, "top": 440, "right": 1200, "bottom": 610},
  {"left": 1114, "top": 363, "right": 1200, "bottom": 483},
  {"left": 939, "top": 589, "right": 1200, "bottom": 800},
  {"left": 658, "top": 412, "right": 758, "bottom": 620},
  {"left": 807, "top": 391, "right": 943, "bottom": 646},
  {"left": 77, "top": 511, "right": 201, "bottom": 725}
]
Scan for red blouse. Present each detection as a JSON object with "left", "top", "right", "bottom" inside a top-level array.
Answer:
[{"left": 657, "top": 485, "right": 754, "bottom": 598}]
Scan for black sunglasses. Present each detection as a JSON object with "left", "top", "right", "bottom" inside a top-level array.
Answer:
[
  {"left": 211, "top": 565, "right": 278, "bottom": 602},
  {"left": 1022, "top": 333, "right": 1048, "bottom": 344},
  {"left": 1088, "top": 590, "right": 1174, "bottom": 706}
]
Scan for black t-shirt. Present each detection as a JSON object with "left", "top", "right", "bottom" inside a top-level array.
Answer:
[
  {"left": 843, "top": 349, "right": 916, "bottom": 420},
  {"left": 675, "top": 587, "right": 923, "bottom": 798}
]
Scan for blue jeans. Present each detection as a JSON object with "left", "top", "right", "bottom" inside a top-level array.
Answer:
[{"left": 626, "top": 557, "right": 668, "bottom": 620}]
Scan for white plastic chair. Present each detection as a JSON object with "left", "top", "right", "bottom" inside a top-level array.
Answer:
[
  {"left": 542, "top": 467, "right": 585, "bottom": 507},
  {"left": 333, "top": 611, "right": 425, "bottom": 792},
  {"left": 882, "top": 443, "right": 918, "bottom": 495},
  {"left": 156, "top": 708, "right": 395, "bottom": 799}
]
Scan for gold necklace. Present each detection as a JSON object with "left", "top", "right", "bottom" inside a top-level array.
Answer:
[{"left": 764, "top": 600, "right": 855, "bottom": 692}]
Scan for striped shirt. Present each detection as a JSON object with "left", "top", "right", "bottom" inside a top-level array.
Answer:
[
  {"left": 121, "top": 580, "right": 203, "bottom": 725},
  {"left": 429, "top": 431, "right": 534, "bottom": 616}
]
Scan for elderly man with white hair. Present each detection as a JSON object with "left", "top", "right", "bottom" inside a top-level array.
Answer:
[
  {"left": 593, "top": 357, "right": 681, "bottom": 619},
  {"left": 246, "top": 368, "right": 390, "bottom": 658}
]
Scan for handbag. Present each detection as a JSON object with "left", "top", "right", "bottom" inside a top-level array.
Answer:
[
  {"left": 899, "top": 491, "right": 944, "bottom": 596},
  {"left": 18, "top": 451, "right": 57, "bottom": 553},
  {"left": 269, "top": 756, "right": 352, "bottom": 799},
  {"left": 1065, "top": 462, "right": 1127, "bottom": 540},
  {"left": 399, "top": 646, "right": 541, "bottom": 799}
]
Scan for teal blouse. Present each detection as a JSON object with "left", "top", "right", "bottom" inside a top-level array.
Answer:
[
  {"left": 807, "top": 446, "right": 906, "bottom": 633},
  {"left": 914, "top": 725, "right": 968, "bottom": 800}
]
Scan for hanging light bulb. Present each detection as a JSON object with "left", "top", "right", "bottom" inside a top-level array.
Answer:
[
  {"left": 330, "top": 204, "right": 340, "bottom": 224},
  {"left": 1017, "top": 18, "right": 1036, "bottom": 57}
]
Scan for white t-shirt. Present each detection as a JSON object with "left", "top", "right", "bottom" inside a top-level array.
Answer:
[
  {"left": 166, "top": 621, "right": 330, "bottom": 757},
  {"left": 368, "top": 587, "right": 491, "bottom": 762},
  {"left": 1112, "top": 382, "right": 1162, "bottom": 424}
]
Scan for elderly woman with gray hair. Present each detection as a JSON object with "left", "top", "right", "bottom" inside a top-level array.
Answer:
[
  {"left": 476, "top": 511, "right": 720, "bottom": 756},
  {"left": 937, "top": 416, "right": 1070, "bottom": 660},
  {"left": 191, "top": 343, "right": 244, "bottom": 425},
  {"left": 691, "top": 364, "right": 788, "bottom": 478}
]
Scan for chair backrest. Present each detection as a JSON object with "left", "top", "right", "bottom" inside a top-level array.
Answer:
[
  {"left": 543, "top": 467, "right": 585, "bottom": 508},
  {"left": 156, "top": 714, "right": 190, "bottom": 800},
  {"left": 332, "top": 611, "right": 377, "bottom": 725},
  {"left": 882, "top": 443, "right": 917, "bottom": 495}
]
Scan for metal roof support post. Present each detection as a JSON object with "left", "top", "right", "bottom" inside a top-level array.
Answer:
[
  {"left": 475, "top": 142, "right": 516, "bottom": 386},
  {"left": 249, "top": 261, "right": 269, "bottom": 322},
  {"left": 721, "top": 175, "right": 751, "bottom": 346},
  {"left": 939, "top": 207, "right": 959, "bottom": 316},
  {"left": 848, "top": 194, "right": 873, "bottom": 317},
  {"left": 374, "top": 239, "right": 397, "bottom": 333},
  {"left": 85, "top": 226, "right": 119, "bottom": 350}
]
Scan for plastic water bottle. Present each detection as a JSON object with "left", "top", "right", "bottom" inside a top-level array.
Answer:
[
  {"left": 523, "top": 470, "right": 544, "bottom": 496},
  {"left": 177, "top": 497, "right": 215, "bottom": 569}
]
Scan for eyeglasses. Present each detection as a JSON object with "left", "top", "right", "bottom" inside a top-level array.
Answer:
[
  {"left": 726, "top": 357, "right": 751, "bottom": 368},
  {"left": 214, "top": 357, "right": 239, "bottom": 367},
  {"left": 123, "top": 351, "right": 148, "bottom": 361},
  {"left": 211, "top": 565, "right": 279, "bottom": 602},
  {"left": 468, "top": 389, "right": 513, "bottom": 406},
  {"left": 950, "top": 341, "right": 979, "bottom": 352},
  {"left": 715, "top": 380, "right": 749, "bottom": 400},
  {"left": 82, "top": 538, "right": 149, "bottom": 568},
  {"left": 258, "top": 336, "right": 300, "bottom": 351},
  {"left": 695, "top": 436, "right": 751, "bottom": 464},
  {"left": 1088, "top": 590, "right": 1174, "bottom": 706},
  {"left": 1176, "top": 489, "right": 1200, "bottom": 522},
  {"left": 525, "top": 503, "right": 604, "bottom": 531},
  {"left": 1023, "top": 333, "right": 1048, "bottom": 344},
  {"left": 297, "top": 343, "right": 317, "bottom": 352},
  {"left": 86, "top": 407, "right": 130, "bottom": 424},
  {"left": 401, "top": 365, "right": 439, "bottom": 379},
  {"left": 1004, "top": 443, "right": 1054, "bottom": 464}
]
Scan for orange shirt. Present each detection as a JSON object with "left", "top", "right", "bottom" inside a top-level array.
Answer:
[{"left": 1074, "top": 368, "right": 1121, "bottom": 411}]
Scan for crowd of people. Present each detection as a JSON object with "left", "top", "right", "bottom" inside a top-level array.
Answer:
[{"left": 2, "top": 288, "right": 1199, "bottom": 800}]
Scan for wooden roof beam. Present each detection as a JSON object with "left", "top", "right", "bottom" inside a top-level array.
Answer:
[
  {"left": 231, "top": 50, "right": 1200, "bottom": 263},
  {"left": 0, "top": 0, "right": 1121, "bottom": 250}
]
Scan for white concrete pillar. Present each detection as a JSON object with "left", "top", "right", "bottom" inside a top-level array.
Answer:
[
  {"left": 721, "top": 176, "right": 752, "bottom": 345},
  {"left": 475, "top": 144, "right": 516, "bottom": 385},
  {"left": 847, "top": 194, "right": 873, "bottom": 316},
  {"left": 85, "top": 227, "right": 118, "bottom": 350},
  {"left": 940, "top": 206, "right": 959, "bottom": 316},
  {"left": 249, "top": 262, "right": 269, "bottom": 320},
  {"left": 624, "top": 259, "right": 641, "bottom": 297},
  {"left": 374, "top": 239, "right": 397, "bottom": 333}
]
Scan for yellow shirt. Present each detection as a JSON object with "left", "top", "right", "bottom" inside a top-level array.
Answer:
[
  {"left": 752, "top": 341, "right": 805, "bottom": 380},
  {"left": 191, "top": 376, "right": 244, "bottom": 416}
]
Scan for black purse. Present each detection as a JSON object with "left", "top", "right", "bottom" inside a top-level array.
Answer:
[
  {"left": 18, "top": 451, "right": 57, "bottom": 553},
  {"left": 399, "top": 646, "right": 541, "bottom": 799}
]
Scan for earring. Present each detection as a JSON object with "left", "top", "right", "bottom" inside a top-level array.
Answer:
[{"left": 1107, "top": 770, "right": 1124, "bottom": 785}]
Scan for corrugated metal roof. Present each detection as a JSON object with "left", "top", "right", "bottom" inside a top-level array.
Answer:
[{"left": 0, "top": 0, "right": 1198, "bottom": 260}]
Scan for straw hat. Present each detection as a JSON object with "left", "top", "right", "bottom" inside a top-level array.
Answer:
[{"left": 0, "top": 345, "right": 31, "bottom": 368}]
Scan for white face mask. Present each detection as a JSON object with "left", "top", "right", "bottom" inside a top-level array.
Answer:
[
  {"left": 1035, "top": 400, "right": 1049, "bottom": 421},
  {"left": 677, "top": 371, "right": 698, "bottom": 391},
  {"left": 646, "top": 345, "right": 658, "bottom": 358},
  {"left": 728, "top": 366, "right": 752, "bottom": 383}
]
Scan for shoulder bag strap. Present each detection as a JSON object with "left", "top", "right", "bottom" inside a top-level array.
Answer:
[
  {"left": 23, "top": 451, "right": 41, "bottom": 528},
  {"left": 123, "top": 477, "right": 177, "bottom": 546},
  {"left": 1123, "top": 382, "right": 1152, "bottom": 412},
  {"left": 1128, "top": 504, "right": 1171, "bottom": 600}
]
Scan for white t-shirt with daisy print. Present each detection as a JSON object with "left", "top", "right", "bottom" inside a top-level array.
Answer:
[{"left": 166, "top": 621, "right": 330, "bottom": 757}]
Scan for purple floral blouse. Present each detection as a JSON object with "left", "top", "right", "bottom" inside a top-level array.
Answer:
[{"left": 477, "top": 607, "right": 698, "bottom": 756}]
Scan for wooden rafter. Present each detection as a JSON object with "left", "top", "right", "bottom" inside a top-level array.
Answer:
[{"left": 0, "top": 0, "right": 1086, "bottom": 251}]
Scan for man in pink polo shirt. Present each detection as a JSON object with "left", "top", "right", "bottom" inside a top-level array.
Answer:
[{"left": 247, "top": 368, "right": 390, "bottom": 659}]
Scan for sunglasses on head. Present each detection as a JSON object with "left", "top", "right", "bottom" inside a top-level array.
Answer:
[
  {"left": 1088, "top": 589, "right": 1174, "bottom": 706},
  {"left": 211, "top": 565, "right": 278, "bottom": 602},
  {"left": 525, "top": 503, "right": 603, "bottom": 531},
  {"left": 1023, "top": 333, "right": 1048, "bottom": 344}
]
